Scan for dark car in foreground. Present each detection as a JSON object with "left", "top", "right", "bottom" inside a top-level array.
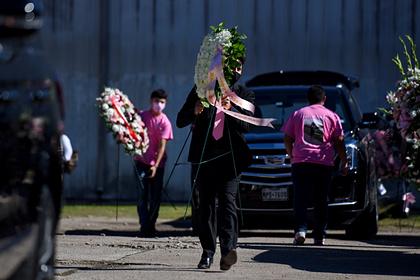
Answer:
[
  {"left": 0, "top": 1, "right": 64, "bottom": 279},
  {"left": 237, "top": 71, "right": 384, "bottom": 239}
]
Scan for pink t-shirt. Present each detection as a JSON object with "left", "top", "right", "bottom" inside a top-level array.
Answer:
[
  {"left": 136, "top": 110, "right": 173, "bottom": 167},
  {"left": 282, "top": 104, "right": 343, "bottom": 166}
]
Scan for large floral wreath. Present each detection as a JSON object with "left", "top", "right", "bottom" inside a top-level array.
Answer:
[
  {"left": 193, "top": 23, "right": 274, "bottom": 129},
  {"left": 194, "top": 22, "right": 247, "bottom": 107},
  {"left": 97, "top": 88, "right": 149, "bottom": 156},
  {"left": 385, "top": 35, "right": 420, "bottom": 186}
]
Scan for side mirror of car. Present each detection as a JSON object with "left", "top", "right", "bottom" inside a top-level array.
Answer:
[{"left": 359, "top": 112, "right": 379, "bottom": 129}]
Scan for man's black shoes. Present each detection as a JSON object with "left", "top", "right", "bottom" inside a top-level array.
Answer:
[
  {"left": 139, "top": 227, "right": 157, "bottom": 238},
  {"left": 197, "top": 256, "right": 213, "bottom": 269},
  {"left": 220, "top": 249, "right": 237, "bottom": 271}
]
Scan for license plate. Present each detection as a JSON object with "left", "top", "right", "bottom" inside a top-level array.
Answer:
[{"left": 261, "top": 188, "right": 288, "bottom": 201}]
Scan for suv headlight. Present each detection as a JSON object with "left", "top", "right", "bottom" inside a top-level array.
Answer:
[{"left": 345, "top": 143, "right": 358, "bottom": 170}]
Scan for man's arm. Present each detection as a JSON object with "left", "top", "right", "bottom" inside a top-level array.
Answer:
[
  {"left": 334, "top": 135, "right": 349, "bottom": 176},
  {"left": 149, "top": 139, "right": 167, "bottom": 178},
  {"left": 284, "top": 134, "right": 294, "bottom": 161},
  {"left": 176, "top": 87, "right": 199, "bottom": 128}
]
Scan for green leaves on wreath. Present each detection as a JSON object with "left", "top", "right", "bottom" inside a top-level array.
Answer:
[{"left": 210, "top": 22, "right": 247, "bottom": 86}]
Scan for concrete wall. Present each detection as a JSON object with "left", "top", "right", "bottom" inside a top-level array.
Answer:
[{"left": 39, "top": 0, "right": 419, "bottom": 202}]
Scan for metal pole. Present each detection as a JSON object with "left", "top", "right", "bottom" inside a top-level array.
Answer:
[
  {"left": 162, "top": 127, "right": 193, "bottom": 205},
  {"left": 183, "top": 108, "right": 215, "bottom": 219},
  {"left": 95, "top": 0, "right": 111, "bottom": 199},
  {"left": 116, "top": 145, "right": 120, "bottom": 221}
]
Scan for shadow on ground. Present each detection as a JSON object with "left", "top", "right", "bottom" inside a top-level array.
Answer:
[
  {"left": 62, "top": 229, "right": 193, "bottom": 238},
  {"left": 55, "top": 265, "right": 228, "bottom": 275},
  {"left": 62, "top": 218, "right": 194, "bottom": 237},
  {"left": 246, "top": 234, "right": 420, "bottom": 277}
]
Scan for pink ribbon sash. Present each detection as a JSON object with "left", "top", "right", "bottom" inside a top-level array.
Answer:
[
  {"left": 111, "top": 96, "right": 139, "bottom": 142},
  {"left": 205, "top": 47, "right": 275, "bottom": 139}
]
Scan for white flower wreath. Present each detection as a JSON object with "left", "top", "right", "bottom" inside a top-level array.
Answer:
[
  {"left": 97, "top": 88, "right": 149, "bottom": 156},
  {"left": 194, "top": 29, "right": 232, "bottom": 105}
]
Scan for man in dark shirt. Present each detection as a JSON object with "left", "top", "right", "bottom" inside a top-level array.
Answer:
[{"left": 177, "top": 63, "right": 254, "bottom": 270}]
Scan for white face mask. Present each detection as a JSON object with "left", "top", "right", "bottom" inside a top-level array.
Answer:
[{"left": 152, "top": 101, "right": 166, "bottom": 113}]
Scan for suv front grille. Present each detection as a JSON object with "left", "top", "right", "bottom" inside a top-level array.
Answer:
[
  {"left": 238, "top": 142, "right": 294, "bottom": 210},
  {"left": 240, "top": 143, "right": 292, "bottom": 187}
]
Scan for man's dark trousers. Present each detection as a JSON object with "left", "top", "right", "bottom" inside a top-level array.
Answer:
[
  {"left": 135, "top": 161, "right": 164, "bottom": 232},
  {"left": 198, "top": 173, "right": 239, "bottom": 258},
  {"left": 291, "top": 162, "right": 333, "bottom": 240}
]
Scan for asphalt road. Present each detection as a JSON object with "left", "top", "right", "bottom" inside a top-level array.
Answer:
[{"left": 55, "top": 217, "right": 420, "bottom": 280}]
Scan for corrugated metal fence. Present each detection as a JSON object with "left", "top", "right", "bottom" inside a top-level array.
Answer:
[{"left": 39, "top": 0, "right": 419, "bottom": 202}]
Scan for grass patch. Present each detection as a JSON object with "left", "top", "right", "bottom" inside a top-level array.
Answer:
[
  {"left": 63, "top": 204, "right": 420, "bottom": 230},
  {"left": 379, "top": 214, "right": 420, "bottom": 230},
  {"left": 62, "top": 203, "right": 191, "bottom": 220}
]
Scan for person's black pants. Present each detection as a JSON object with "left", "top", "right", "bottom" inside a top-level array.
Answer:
[
  {"left": 291, "top": 163, "right": 333, "bottom": 240},
  {"left": 135, "top": 161, "right": 164, "bottom": 232},
  {"left": 191, "top": 165, "right": 200, "bottom": 234},
  {"left": 198, "top": 175, "right": 239, "bottom": 258}
]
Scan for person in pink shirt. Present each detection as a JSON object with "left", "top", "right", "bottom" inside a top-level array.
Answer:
[
  {"left": 282, "top": 85, "right": 348, "bottom": 245},
  {"left": 134, "top": 89, "right": 173, "bottom": 237}
]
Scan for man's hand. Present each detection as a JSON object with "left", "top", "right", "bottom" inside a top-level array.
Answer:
[
  {"left": 149, "top": 165, "right": 157, "bottom": 178},
  {"left": 334, "top": 135, "right": 349, "bottom": 176},
  {"left": 221, "top": 95, "right": 232, "bottom": 110},
  {"left": 194, "top": 101, "right": 204, "bottom": 115},
  {"left": 284, "top": 134, "right": 294, "bottom": 162}
]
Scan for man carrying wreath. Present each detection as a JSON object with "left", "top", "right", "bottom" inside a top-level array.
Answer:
[{"left": 177, "top": 24, "right": 254, "bottom": 270}]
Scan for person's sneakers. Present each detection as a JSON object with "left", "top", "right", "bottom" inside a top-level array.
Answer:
[
  {"left": 314, "top": 238, "right": 325, "bottom": 246},
  {"left": 197, "top": 256, "right": 213, "bottom": 269},
  {"left": 220, "top": 249, "right": 237, "bottom": 271},
  {"left": 293, "top": 232, "right": 306, "bottom": 245}
]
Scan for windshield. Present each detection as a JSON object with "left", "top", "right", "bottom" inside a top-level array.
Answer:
[{"left": 251, "top": 86, "right": 353, "bottom": 132}]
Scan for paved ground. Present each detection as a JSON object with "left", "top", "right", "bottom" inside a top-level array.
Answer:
[{"left": 55, "top": 217, "right": 420, "bottom": 280}]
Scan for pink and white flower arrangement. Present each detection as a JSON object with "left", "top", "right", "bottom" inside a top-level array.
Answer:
[
  {"left": 386, "top": 36, "right": 420, "bottom": 184},
  {"left": 97, "top": 87, "right": 149, "bottom": 156}
]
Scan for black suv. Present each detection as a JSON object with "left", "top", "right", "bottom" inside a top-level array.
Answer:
[
  {"left": 0, "top": 1, "right": 63, "bottom": 279},
  {"left": 238, "top": 71, "right": 380, "bottom": 239}
]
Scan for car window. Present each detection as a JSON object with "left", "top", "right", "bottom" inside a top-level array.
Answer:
[{"left": 347, "top": 93, "right": 362, "bottom": 123}]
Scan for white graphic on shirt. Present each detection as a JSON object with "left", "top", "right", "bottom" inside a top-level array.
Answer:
[{"left": 303, "top": 117, "right": 324, "bottom": 145}]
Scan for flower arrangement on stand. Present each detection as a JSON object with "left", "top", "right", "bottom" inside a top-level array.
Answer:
[
  {"left": 96, "top": 87, "right": 149, "bottom": 156},
  {"left": 386, "top": 35, "right": 420, "bottom": 189}
]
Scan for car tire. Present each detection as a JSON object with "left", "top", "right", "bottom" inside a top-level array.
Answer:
[{"left": 346, "top": 196, "right": 378, "bottom": 240}]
